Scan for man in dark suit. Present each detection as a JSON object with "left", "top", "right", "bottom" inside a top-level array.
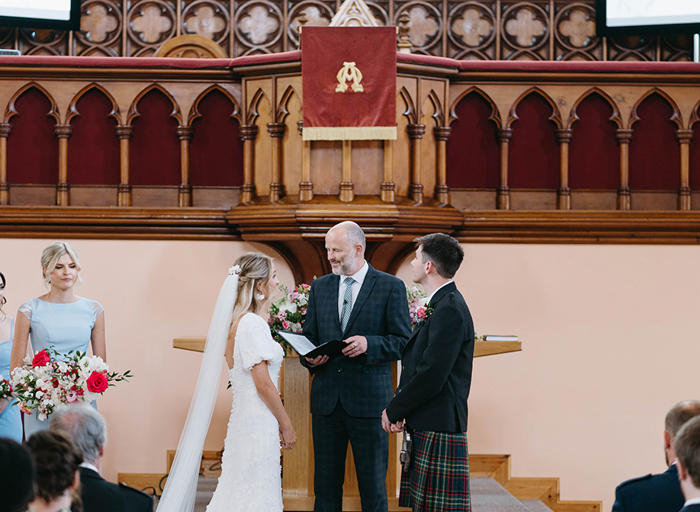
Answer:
[
  {"left": 301, "top": 221, "right": 411, "bottom": 512},
  {"left": 675, "top": 415, "right": 700, "bottom": 512},
  {"left": 382, "top": 233, "right": 474, "bottom": 512},
  {"left": 612, "top": 400, "right": 700, "bottom": 512},
  {"left": 50, "top": 403, "right": 153, "bottom": 512}
]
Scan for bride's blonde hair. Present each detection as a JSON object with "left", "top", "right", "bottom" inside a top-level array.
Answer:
[{"left": 229, "top": 252, "right": 274, "bottom": 338}]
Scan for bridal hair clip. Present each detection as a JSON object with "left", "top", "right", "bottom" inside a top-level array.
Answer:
[{"left": 229, "top": 265, "right": 241, "bottom": 276}]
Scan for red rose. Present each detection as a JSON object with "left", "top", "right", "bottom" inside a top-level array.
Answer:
[
  {"left": 32, "top": 350, "right": 51, "bottom": 367},
  {"left": 86, "top": 371, "right": 109, "bottom": 393}
]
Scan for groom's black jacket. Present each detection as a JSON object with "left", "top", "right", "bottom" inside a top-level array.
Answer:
[{"left": 386, "top": 281, "right": 474, "bottom": 433}]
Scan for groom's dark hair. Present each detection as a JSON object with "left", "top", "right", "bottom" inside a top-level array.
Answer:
[{"left": 415, "top": 233, "right": 463, "bottom": 279}]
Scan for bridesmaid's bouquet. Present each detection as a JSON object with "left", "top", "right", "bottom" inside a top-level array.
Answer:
[
  {"left": 0, "top": 375, "right": 12, "bottom": 401},
  {"left": 10, "top": 347, "right": 132, "bottom": 420},
  {"left": 268, "top": 283, "right": 311, "bottom": 353}
]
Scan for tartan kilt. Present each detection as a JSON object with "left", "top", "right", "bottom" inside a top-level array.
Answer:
[{"left": 399, "top": 430, "right": 470, "bottom": 512}]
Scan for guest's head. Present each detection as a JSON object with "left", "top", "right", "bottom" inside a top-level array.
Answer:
[
  {"left": 675, "top": 415, "right": 700, "bottom": 499},
  {"left": 664, "top": 400, "right": 700, "bottom": 465},
  {"left": 50, "top": 403, "right": 107, "bottom": 468},
  {"left": 41, "top": 241, "right": 83, "bottom": 289},
  {"left": 0, "top": 437, "right": 35, "bottom": 512},
  {"left": 0, "top": 271, "right": 6, "bottom": 318},
  {"left": 412, "top": 233, "right": 464, "bottom": 285},
  {"left": 230, "top": 253, "right": 278, "bottom": 323},
  {"left": 326, "top": 221, "right": 366, "bottom": 276},
  {"left": 26, "top": 430, "right": 82, "bottom": 512}
]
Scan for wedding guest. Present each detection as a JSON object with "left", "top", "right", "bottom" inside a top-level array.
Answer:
[
  {"left": 612, "top": 400, "right": 700, "bottom": 512},
  {"left": 11, "top": 242, "right": 106, "bottom": 437},
  {"left": 301, "top": 221, "right": 411, "bottom": 512},
  {"left": 0, "top": 436, "right": 35, "bottom": 512},
  {"left": 674, "top": 415, "right": 700, "bottom": 511},
  {"left": 50, "top": 404, "right": 153, "bottom": 512},
  {"left": 0, "top": 271, "right": 22, "bottom": 441},
  {"left": 25, "top": 430, "right": 83, "bottom": 512},
  {"left": 382, "top": 233, "right": 474, "bottom": 512}
]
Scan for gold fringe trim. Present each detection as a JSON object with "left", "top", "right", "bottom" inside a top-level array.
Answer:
[{"left": 303, "top": 126, "right": 397, "bottom": 141}]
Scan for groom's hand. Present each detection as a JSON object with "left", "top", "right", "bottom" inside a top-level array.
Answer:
[{"left": 342, "top": 335, "right": 367, "bottom": 357}]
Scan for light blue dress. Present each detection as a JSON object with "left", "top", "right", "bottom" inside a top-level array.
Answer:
[
  {"left": 19, "top": 297, "right": 104, "bottom": 437},
  {"left": 0, "top": 318, "right": 22, "bottom": 442}
]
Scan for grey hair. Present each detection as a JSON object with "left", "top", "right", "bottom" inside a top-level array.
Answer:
[
  {"left": 40, "top": 242, "right": 83, "bottom": 288},
  {"left": 49, "top": 403, "right": 106, "bottom": 464},
  {"left": 332, "top": 221, "right": 366, "bottom": 250}
]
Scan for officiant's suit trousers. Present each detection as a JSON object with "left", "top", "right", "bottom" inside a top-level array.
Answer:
[{"left": 302, "top": 264, "right": 411, "bottom": 512}]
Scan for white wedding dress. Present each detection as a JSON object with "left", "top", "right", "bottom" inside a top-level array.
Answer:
[{"left": 206, "top": 312, "right": 285, "bottom": 512}]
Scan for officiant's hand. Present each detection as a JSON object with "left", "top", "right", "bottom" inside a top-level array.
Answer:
[
  {"left": 381, "top": 409, "right": 404, "bottom": 433},
  {"left": 342, "top": 335, "right": 367, "bottom": 358},
  {"left": 305, "top": 355, "right": 329, "bottom": 367}
]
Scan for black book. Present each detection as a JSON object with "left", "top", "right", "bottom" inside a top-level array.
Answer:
[{"left": 277, "top": 331, "right": 347, "bottom": 359}]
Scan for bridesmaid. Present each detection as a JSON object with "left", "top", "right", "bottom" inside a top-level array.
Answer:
[
  {"left": 0, "top": 271, "right": 22, "bottom": 442},
  {"left": 11, "top": 242, "right": 106, "bottom": 437}
]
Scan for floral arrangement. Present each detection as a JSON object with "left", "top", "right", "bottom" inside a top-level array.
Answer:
[
  {"left": 0, "top": 375, "right": 12, "bottom": 401},
  {"left": 268, "top": 282, "right": 311, "bottom": 353},
  {"left": 11, "top": 347, "right": 132, "bottom": 420},
  {"left": 406, "top": 285, "right": 434, "bottom": 329}
]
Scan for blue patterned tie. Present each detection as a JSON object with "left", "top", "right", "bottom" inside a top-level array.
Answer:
[{"left": 340, "top": 277, "right": 355, "bottom": 332}]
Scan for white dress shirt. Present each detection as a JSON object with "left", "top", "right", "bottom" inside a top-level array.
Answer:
[
  {"left": 338, "top": 260, "right": 369, "bottom": 318},
  {"left": 426, "top": 280, "right": 454, "bottom": 304},
  {"left": 684, "top": 498, "right": 700, "bottom": 507}
]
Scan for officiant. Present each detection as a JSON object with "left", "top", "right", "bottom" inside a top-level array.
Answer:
[{"left": 300, "top": 221, "right": 411, "bottom": 512}]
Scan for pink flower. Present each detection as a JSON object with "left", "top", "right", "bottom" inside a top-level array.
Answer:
[
  {"left": 282, "top": 320, "right": 290, "bottom": 330},
  {"left": 87, "top": 371, "right": 109, "bottom": 393},
  {"left": 66, "top": 390, "right": 78, "bottom": 403}
]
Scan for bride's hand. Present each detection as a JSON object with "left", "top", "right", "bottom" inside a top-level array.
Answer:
[
  {"left": 0, "top": 398, "right": 8, "bottom": 415},
  {"left": 280, "top": 423, "right": 296, "bottom": 450}
]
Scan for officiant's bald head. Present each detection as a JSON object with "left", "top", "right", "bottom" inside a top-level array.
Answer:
[
  {"left": 326, "top": 222, "right": 366, "bottom": 276},
  {"left": 328, "top": 221, "right": 366, "bottom": 251}
]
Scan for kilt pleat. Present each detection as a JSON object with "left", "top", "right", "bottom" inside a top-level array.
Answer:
[{"left": 399, "top": 430, "right": 471, "bottom": 512}]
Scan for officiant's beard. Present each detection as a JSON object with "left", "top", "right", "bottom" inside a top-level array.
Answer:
[{"left": 331, "top": 251, "right": 359, "bottom": 276}]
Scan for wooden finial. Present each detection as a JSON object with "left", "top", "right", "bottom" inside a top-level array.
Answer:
[
  {"left": 397, "top": 11, "right": 412, "bottom": 53},
  {"left": 297, "top": 11, "right": 308, "bottom": 49}
]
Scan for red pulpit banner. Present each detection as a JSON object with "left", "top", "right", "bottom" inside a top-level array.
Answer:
[{"left": 301, "top": 26, "right": 397, "bottom": 141}]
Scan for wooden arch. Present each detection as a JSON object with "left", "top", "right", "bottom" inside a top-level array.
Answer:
[
  {"left": 629, "top": 88, "right": 683, "bottom": 130},
  {"left": 448, "top": 86, "right": 502, "bottom": 129},
  {"left": 568, "top": 87, "right": 622, "bottom": 130},
  {"left": 425, "top": 89, "right": 444, "bottom": 127},
  {"left": 126, "top": 83, "right": 183, "bottom": 125},
  {"left": 187, "top": 84, "right": 242, "bottom": 126},
  {"left": 399, "top": 86, "right": 417, "bottom": 125},
  {"left": 689, "top": 98, "right": 700, "bottom": 129},
  {"left": 507, "top": 87, "right": 563, "bottom": 130},
  {"left": 4, "top": 82, "right": 60, "bottom": 124},
  {"left": 246, "top": 88, "right": 266, "bottom": 126},
  {"left": 275, "top": 85, "right": 296, "bottom": 124},
  {"left": 66, "top": 83, "right": 121, "bottom": 125}
]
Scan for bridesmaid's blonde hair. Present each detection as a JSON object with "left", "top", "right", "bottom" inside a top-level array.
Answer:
[
  {"left": 41, "top": 242, "right": 83, "bottom": 288},
  {"left": 229, "top": 253, "right": 274, "bottom": 338}
]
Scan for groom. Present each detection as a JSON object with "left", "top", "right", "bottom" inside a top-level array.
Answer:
[{"left": 301, "top": 221, "right": 411, "bottom": 512}]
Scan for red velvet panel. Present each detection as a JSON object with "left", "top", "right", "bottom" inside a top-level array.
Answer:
[
  {"left": 509, "top": 93, "right": 559, "bottom": 189},
  {"left": 446, "top": 92, "right": 499, "bottom": 188},
  {"left": 6, "top": 88, "right": 58, "bottom": 185},
  {"left": 629, "top": 94, "right": 680, "bottom": 190},
  {"left": 130, "top": 89, "right": 180, "bottom": 186},
  {"left": 569, "top": 93, "right": 619, "bottom": 190},
  {"left": 190, "top": 90, "right": 243, "bottom": 187},
  {"left": 690, "top": 121, "right": 700, "bottom": 190},
  {"left": 68, "top": 89, "right": 119, "bottom": 185}
]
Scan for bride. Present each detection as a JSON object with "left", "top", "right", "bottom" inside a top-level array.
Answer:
[{"left": 157, "top": 253, "right": 296, "bottom": 512}]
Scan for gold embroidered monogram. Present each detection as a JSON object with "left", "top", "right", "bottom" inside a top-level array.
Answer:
[{"left": 335, "top": 62, "right": 364, "bottom": 93}]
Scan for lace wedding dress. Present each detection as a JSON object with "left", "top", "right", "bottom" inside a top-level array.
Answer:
[{"left": 206, "top": 312, "right": 285, "bottom": 512}]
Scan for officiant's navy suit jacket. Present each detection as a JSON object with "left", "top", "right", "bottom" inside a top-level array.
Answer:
[{"left": 301, "top": 264, "right": 411, "bottom": 418}]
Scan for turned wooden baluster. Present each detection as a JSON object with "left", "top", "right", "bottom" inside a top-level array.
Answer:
[
  {"left": 408, "top": 123, "right": 425, "bottom": 203},
  {"left": 340, "top": 140, "right": 354, "bottom": 202},
  {"left": 434, "top": 126, "right": 451, "bottom": 204},
  {"left": 0, "top": 123, "right": 10, "bottom": 205},
  {"left": 116, "top": 125, "right": 133, "bottom": 206},
  {"left": 615, "top": 129, "right": 632, "bottom": 211},
  {"left": 268, "top": 122, "right": 285, "bottom": 203},
  {"left": 298, "top": 121, "right": 313, "bottom": 201},
  {"left": 381, "top": 139, "right": 395, "bottom": 202},
  {"left": 496, "top": 128, "right": 512, "bottom": 210},
  {"left": 55, "top": 124, "right": 72, "bottom": 206},
  {"left": 177, "top": 125, "right": 194, "bottom": 207},
  {"left": 556, "top": 129, "right": 572, "bottom": 210},
  {"left": 239, "top": 125, "right": 258, "bottom": 203},
  {"left": 676, "top": 129, "right": 693, "bottom": 211}
]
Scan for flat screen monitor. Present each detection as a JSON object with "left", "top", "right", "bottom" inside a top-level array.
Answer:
[
  {"left": 596, "top": 0, "right": 700, "bottom": 36},
  {"left": 0, "top": 0, "right": 81, "bottom": 31}
]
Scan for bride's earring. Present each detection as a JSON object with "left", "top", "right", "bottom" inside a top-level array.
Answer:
[{"left": 256, "top": 293, "right": 265, "bottom": 301}]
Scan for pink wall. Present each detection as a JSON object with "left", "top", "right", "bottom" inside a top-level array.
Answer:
[{"left": 396, "top": 244, "right": 700, "bottom": 511}]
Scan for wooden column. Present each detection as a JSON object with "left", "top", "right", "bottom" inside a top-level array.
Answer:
[
  {"left": 239, "top": 125, "right": 258, "bottom": 203},
  {"left": 298, "top": 121, "right": 313, "bottom": 201},
  {"left": 268, "top": 122, "right": 285, "bottom": 203},
  {"left": 615, "top": 128, "right": 632, "bottom": 211},
  {"left": 381, "top": 139, "right": 395, "bottom": 202},
  {"left": 340, "top": 140, "right": 354, "bottom": 202},
  {"left": 676, "top": 129, "right": 693, "bottom": 211},
  {"left": 0, "top": 123, "right": 11, "bottom": 205},
  {"left": 496, "top": 128, "right": 512, "bottom": 210},
  {"left": 55, "top": 124, "right": 72, "bottom": 206},
  {"left": 434, "top": 126, "right": 451, "bottom": 204},
  {"left": 556, "top": 129, "right": 572, "bottom": 210},
  {"left": 177, "top": 125, "right": 194, "bottom": 207},
  {"left": 116, "top": 125, "right": 133, "bottom": 207},
  {"left": 408, "top": 124, "right": 425, "bottom": 203}
]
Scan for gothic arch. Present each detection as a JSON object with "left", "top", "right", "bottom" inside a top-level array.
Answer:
[
  {"left": 507, "top": 87, "right": 563, "bottom": 130},
  {"left": 66, "top": 83, "right": 121, "bottom": 125},
  {"left": 448, "top": 87, "right": 502, "bottom": 129},
  {"left": 246, "top": 88, "right": 266, "bottom": 126},
  {"left": 568, "top": 87, "right": 622, "bottom": 130},
  {"left": 424, "top": 90, "right": 444, "bottom": 127},
  {"left": 188, "top": 84, "right": 242, "bottom": 126},
  {"left": 4, "top": 82, "right": 60, "bottom": 124},
  {"left": 126, "top": 83, "right": 182, "bottom": 125},
  {"left": 399, "top": 86, "right": 417, "bottom": 125},
  {"left": 275, "top": 85, "right": 296, "bottom": 124},
  {"left": 629, "top": 88, "right": 682, "bottom": 130}
]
